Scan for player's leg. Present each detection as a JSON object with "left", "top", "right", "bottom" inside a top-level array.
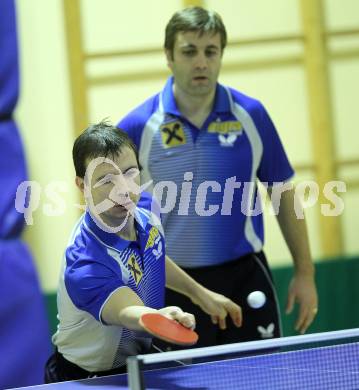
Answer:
[{"left": 218, "top": 251, "right": 282, "bottom": 344}]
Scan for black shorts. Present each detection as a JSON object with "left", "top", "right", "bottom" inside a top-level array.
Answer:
[
  {"left": 44, "top": 350, "right": 127, "bottom": 383},
  {"left": 44, "top": 343, "right": 162, "bottom": 383},
  {"left": 158, "top": 251, "right": 282, "bottom": 350}
]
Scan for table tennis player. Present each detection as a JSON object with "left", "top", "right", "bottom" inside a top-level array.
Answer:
[{"left": 44, "top": 121, "right": 242, "bottom": 383}]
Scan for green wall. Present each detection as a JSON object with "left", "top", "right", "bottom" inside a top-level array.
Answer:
[
  {"left": 45, "top": 256, "right": 359, "bottom": 338},
  {"left": 274, "top": 255, "right": 359, "bottom": 336}
]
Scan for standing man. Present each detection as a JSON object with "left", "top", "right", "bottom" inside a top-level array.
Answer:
[{"left": 118, "top": 7, "right": 318, "bottom": 347}]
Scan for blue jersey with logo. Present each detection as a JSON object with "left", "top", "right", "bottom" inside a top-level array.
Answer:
[
  {"left": 118, "top": 78, "right": 294, "bottom": 268},
  {"left": 52, "top": 192, "right": 165, "bottom": 372}
]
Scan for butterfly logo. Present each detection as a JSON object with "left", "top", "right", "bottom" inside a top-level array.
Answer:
[
  {"left": 257, "top": 323, "right": 275, "bottom": 338},
  {"left": 152, "top": 235, "right": 163, "bottom": 260},
  {"left": 218, "top": 133, "right": 238, "bottom": 147},
  {"left": 145, "top": 227, "right": 163, "bottom": 260}
]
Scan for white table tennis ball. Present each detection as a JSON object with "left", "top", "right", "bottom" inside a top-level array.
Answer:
[{"left": 247, "top": 291, "right": 266, "bottom": 309}]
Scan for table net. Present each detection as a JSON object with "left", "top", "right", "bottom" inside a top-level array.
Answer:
[{"left": 127, "top": 328, "right": 359, "bottom": 390}]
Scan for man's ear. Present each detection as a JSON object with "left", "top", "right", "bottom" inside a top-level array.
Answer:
[
  {"left": 75, "top": 176, "right": 85, "bottom": 193},
  {"left": 165, "top": 49, "right": 174, "bottom": 68}
]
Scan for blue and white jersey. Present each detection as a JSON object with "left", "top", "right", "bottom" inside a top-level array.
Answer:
[
  {"left": 52, "top": 192, "right": 165, "bottom": 372},
  {"left": 118, "top": 77, "right": 294, "bottom": 268}
]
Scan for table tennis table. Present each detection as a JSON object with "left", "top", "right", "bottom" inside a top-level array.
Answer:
[{"left": 11, "top": 329, "right": 359, "bottom": 390}]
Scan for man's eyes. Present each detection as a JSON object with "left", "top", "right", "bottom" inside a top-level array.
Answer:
[
  {"left": 182, "top": 49, "right": 218, "bottom": 57},
  {"left": 94, "top": 169, "right": 139, "bottom": 187},
  {"left": 124, "top": 168, "right": 140, "bottom": 177},
  {"left": 205, "top": 50, "right": 218, "bottom": 57},
  {"left": 182, "top": 49, "right": 196, "bottom": 56},
  {"left": 94, "top": 174, "right": 113, "bottom": 188}
]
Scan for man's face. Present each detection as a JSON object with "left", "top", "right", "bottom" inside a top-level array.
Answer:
[
  {"left": 78, "top": 147, "right": 140, "bottom": 224},
  {"left": 166, "top": 31, "right": 223, "bottom": 97}
]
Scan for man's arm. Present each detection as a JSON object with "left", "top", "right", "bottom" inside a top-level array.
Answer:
[
  {"left": 101, "top": 256, "right": 242, "bottom": 332},
  {"left": 268, "top": 186, "right": 318, "bottom": 334},
  {"left": 165, "top": 256, "right": 242, "bottom": 330},
  {"left": 101, "top": 287, "right": 194, "bottom": 331}
]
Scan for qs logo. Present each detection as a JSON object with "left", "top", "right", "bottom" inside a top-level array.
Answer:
[
  {"left": 83, "top": 157, "right": 152, "bottom": 234},
  {"left": 160, "top": 121, "right": 186, "bottom": 148}
]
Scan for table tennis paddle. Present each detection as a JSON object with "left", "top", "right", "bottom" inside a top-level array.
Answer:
[{"left": 139, "top": 313, "right": 199, "bottom": 346}]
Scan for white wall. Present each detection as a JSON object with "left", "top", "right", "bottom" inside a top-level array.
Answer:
[{"left": 16, "top": 0, "right": 79, "bottom": 292}]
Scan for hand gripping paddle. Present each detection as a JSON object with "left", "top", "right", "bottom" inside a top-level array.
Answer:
[{"left": 139, "top": 313, "right": 199, "bottom": 346}]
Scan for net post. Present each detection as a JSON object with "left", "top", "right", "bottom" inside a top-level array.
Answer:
[{"left": 127, "top": 356, "right": 145, "bottom": 390}]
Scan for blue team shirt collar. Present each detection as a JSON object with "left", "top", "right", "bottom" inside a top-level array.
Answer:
[
  {"left": 83, "top": 208, "right": 150, "bottom": 252},
  {"left": 162, "top": 77, "right": 231, "bottom": 116}
]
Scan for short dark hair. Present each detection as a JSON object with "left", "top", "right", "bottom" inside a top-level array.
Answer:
[
  {"left": 164, "top": 7, "right": 227, "bottom": 57},
  {"left": 72, "top": 120, "right": 139, "bottom": 178}
]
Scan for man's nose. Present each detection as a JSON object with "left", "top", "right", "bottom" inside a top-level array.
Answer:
[
  {"left": 115, "top": 174, "right": 140, "bottom": 196},
  {"left": 114, "top": 174, "right": 130, "bottom": 194},
  {"left": 194, "top": 52, "right": 208, "bottom": 69}
]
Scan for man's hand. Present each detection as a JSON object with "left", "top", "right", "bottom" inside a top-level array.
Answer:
[
  {"left": 286, "top": 273, "right": 318, "bottom": 334},
  {"left": 158, "top": 306, "right": 196, "bottom": 330},
  {"left": 165, "top": 255, "right": 242, "bottom": 330},
  {"left": 192, "top": 287, "right": 242, "bottom": 330}
]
